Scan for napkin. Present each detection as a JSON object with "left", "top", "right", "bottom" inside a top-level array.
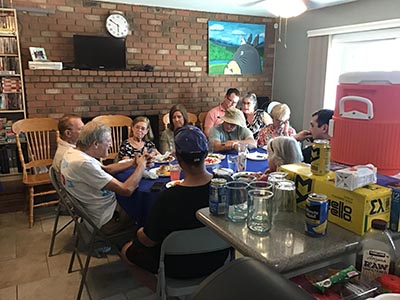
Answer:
[
  {"left": 143, "top": 169, "right": 158, "bottom": 180},
  {"left": 154, "top": 151, "right": 171, "bottom": 162}
]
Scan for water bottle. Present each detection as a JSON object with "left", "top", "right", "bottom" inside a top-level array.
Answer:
[
  {"left": 356, "top": 219, "right": 398, "bottom": 282},
  {"left": 237, "top": 143, "right": 248, "bottom": 172}
]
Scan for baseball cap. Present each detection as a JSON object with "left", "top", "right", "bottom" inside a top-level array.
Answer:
[{"left": 174, "top": 125, "right": 208, "bottom": 163}]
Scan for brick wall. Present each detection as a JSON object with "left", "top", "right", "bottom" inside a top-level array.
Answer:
[{"left": 15, "top": 0, "right": 275, "bottom": 128}]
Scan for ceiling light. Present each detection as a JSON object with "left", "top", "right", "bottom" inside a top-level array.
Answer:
[{"left": 265, "top": 0, "right": 307, "bottom": 18}]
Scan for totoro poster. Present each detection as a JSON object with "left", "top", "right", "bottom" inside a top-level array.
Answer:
[{"left": 208, "top": 20, "right": 266, "bottom": 75}]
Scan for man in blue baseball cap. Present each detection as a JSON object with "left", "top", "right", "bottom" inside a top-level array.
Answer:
[{"left": 121, "top": 125, "right": 229, "bottom": 286}]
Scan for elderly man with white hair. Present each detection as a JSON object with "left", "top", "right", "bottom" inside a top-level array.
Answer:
[{"left": 208, "top": 106, "right": 257, "bottom": 152}]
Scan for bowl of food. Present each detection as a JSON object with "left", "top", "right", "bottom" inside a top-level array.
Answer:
[{"left": 232, "top": 172, "right": 257, "bottom": 183}]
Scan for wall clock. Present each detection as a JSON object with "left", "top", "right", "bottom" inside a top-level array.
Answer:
[{"left": 106, "top": 13, "right": 129, "bottom": 38}]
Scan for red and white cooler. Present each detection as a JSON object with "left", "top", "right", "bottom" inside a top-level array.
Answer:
[{"left": 330, "top": 71, "right": 400, "bottom": 175}]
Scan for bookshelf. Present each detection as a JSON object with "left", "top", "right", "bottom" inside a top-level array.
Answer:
[{"left": 0, "top": 8, "right": 26, "bottom": 177}]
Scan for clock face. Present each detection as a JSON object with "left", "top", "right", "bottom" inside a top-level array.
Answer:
[{"left": 106, "top": 14, "right": 129, "bottom": 38}]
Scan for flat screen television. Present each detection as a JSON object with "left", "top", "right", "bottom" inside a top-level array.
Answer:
[{"left": 73, "top": 35, "right": 126, "bottom": 70}]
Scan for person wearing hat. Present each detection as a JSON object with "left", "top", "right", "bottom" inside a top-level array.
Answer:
[
  {"left": 121, "top": 125, "right": 229, "bottom": 286},
  {"left": 208, "top": 106, "right": 257, "bottom": 152},
  {"left": 203, "top": 87, "right": 240, "bottom": 137}
]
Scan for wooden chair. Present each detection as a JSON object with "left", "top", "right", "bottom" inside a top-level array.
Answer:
[
  {"left": 12, "top": 118, "right": 59, "bottom": 227},
  {"left": 198, "top": 112, "right": 207, "bottom": 131},
  {"left": 92, "top": 115, "right": 132, "bottom": 161},
  {"left": 162, "top": 112, "right": 198, "bottom": 130}
]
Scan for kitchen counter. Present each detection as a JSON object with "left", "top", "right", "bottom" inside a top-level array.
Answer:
[{"left": 196, "top": 208, "right": 362, "bottom": 278}]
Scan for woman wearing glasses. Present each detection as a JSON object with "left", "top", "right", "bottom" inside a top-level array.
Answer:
[
  {"left": 257, "top": 103, "right": 297, "bottom": 147},
  {"left": 240, "top": 92, "right": 272, "bottom": 139}
]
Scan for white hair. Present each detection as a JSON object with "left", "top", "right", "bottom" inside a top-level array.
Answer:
[{"left": 267, "top": 136, "right": 303, "bottom": 167}]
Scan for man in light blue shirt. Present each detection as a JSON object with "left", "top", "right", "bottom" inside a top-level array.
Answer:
[{"left": 209, "top": 107, "right": 256, "bottom": 152}]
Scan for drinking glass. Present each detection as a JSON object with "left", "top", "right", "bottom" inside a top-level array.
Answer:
[
  {"left": 275, "top": 180, "right": 296, "bottom": 213},
  {"left": 227, "top": 154, "right": 238, "bottom": 172},
  {"left": 247, "top": 190, "right": 273, "bottom": 234},
  {"left": 267, "top": 172, "right": 288, "bottom": 217},
  {"left": 225, "top": 181, "right": 249, "bottom": 222},
  {"left": 237, "top": 144, "right": 248, "bottom": 172},
  {"left": 169, "top": 162, "right": 181, "bottom": 181}
]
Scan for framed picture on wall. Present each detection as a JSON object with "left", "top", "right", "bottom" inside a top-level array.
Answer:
[
  {"left": 29, "top": 47, "right": 48, "bottom": 61},
  {"left": 208, "top": 20, "right": 266, "bottom": 75}
]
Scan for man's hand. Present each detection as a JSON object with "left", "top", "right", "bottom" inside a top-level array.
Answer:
[
  {"left": 294, "top": 130, "right": 312, "bottom": 142},
  {"left": 135, "top": 152, "right": 147, "bottom": 170}
]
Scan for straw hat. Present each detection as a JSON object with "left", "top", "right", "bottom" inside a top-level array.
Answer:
[{"left": 219, "top": 107, "right": 246, "bottom": 127}]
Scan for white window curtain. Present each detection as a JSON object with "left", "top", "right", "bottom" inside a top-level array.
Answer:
[{"left": 302, "top": 35, "right": 329, "bottom": 129}]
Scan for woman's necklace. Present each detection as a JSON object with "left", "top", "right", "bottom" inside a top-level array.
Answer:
[{"left": 129, "top": 138, "right": 144, "bottom": 149}]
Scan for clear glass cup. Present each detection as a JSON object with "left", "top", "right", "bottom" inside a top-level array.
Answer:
[
  {"left": 275, "top": 180, "right": 296, "bottom": 213},
  {"left": 247, "top": 190, "right": 274, "bottom": 234},
  {"left": 225, "top": 181, "right": 249, "bottom": 222},
  {"left": 227, "top": 154, "right": 238, "bottom": 172},
  {"left": 267, "top": 172, "right": 288, "bottom": 218},
  {"left": 169, "top": 162, "right": 181, "bottom": 181}
]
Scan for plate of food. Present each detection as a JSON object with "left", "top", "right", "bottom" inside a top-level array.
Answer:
[
  {"left": 149, "top": 165, "right": 170, "bottom": 177},
  {"left": 247, "top": 152, "right": 268, "bottom": 161},
  {"left": 232, "top": 172, "right": 261, "bottom": 182},
  {"left": 166, "top": 179, "right": 184, "bottom": 189},
  {"left": 204, "top": 156, "right": 221, "bottom": 166},
  {"left": 207, "top": 153, "right": 226, "bottom": 160},
  {"left": 153, "top": 154, "right": 175, "bottom": 164}
]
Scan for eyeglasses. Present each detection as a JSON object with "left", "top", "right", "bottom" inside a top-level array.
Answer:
[{"left": 242, "top": 101, "right": 252, "bottom": 106}]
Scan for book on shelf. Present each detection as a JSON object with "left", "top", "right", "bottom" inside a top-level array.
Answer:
[{"left": 0, "top": 14, "right": 15, "bottom": 33}]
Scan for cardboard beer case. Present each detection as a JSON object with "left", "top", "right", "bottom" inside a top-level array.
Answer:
[
  {"left": 279, "top": 163, "right": 335, "bottom": 208},
  {"left": 279, "top": 163, "right": 392, "bottom": 236}
]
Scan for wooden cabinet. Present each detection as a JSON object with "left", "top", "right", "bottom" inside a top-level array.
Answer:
[{"left": 0, "top": 8, "right": 26, "bottom": 177}]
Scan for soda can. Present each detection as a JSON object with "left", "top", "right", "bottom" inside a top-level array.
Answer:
[
  {"left": 209, "top": 178, "right": 227, "bottom": 215},
  {"left": 310, "top": 139, "right": 331, "bottom": 176},
  {"left": 305, "top": 193, "right": 329, "bottom": 237}
]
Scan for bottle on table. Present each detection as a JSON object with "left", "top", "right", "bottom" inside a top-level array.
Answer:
[
  {"left": 356, "top": 219, "right": 398, "bottom": 282},
  {"left": 237, "top": 143, "right": 248, "bottom": 172}
]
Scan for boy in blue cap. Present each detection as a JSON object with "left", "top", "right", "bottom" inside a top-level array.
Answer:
[{"left": 121, "top": 125, "right": 229, "bottom": 287}]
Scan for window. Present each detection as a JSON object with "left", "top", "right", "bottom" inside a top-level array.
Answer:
[{"left": 323, "top": 27, "right": 400, "bottom": 109}]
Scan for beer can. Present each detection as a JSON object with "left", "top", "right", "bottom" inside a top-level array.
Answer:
[
  {"left": 310, "top": 139, "right": 331, "bottom": 176},
  {"left": 305, "top": 193, "right": 329, "bottom": 237},
  {"left": 209, "top": 178, "right": 227, "bottom": 215}
]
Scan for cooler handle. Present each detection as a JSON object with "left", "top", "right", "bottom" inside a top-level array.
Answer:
[{"left": 339, "top": 96, "right": 374, "bottom": 120}]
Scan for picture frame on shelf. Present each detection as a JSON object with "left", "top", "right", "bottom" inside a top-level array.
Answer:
[{"left": 29, "top": 47, "right": 48, "bottom": 61}]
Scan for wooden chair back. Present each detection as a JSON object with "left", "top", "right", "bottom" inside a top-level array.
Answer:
[
  {"left": 12, "top": 118, "right": 59, "bottom": 182},
  {"left": 92, "top": 115, "right": 132, "bottom": 161},
  {"left": 198, "top": 112, "right": 207, "bottom": 131},
  {"left": 162, "top": 112, "right": 198, "bottom": 130},
  {"left": 12, "top": 117, "right": 59, "bottom": 227}
]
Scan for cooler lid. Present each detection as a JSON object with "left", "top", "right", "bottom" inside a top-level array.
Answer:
[{"left": 339, "top": 71, "right": 400, "bottom": 85}]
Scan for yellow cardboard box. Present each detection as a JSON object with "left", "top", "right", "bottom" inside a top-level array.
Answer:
[
  {"left": 279, "top": 163, "right": 335, "bottom": 208},
  {"left": 279, "top": 163, "right": 392, "bottom": 236},
  {"left": 314, "top": 180, "right": 391, "bottom": 235}
]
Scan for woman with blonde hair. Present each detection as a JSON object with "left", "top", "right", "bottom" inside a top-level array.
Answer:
[
  {"left": 240, "top": 92, "right": 272, "bottom": 139},
  {"left": 118, "top": 116, "right": 159, "bottom": 160},
  {"left": 258, "top": 136, "right": 303, "bottom": 180},
  {"left": 257, "top": 103, "right": 297, "bottom": 147}
]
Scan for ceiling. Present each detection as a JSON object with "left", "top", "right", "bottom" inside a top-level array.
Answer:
[{"left": 96, "top": 0, "right": 358, "bottom": 17}]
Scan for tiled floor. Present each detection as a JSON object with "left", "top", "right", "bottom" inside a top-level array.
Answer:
[{"left": 0, "top": 208, "right": 157, "bottom": 300}]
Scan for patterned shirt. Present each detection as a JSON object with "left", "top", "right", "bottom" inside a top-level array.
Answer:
[
  {"left": 257, "top": 124, "right": 296, "bottom": 147},
  {"left": 245, "top": 109, "right": 268, "bottom": 140},
  {"left": 118, "top": 140, "right": 156, "bottom": 160}
]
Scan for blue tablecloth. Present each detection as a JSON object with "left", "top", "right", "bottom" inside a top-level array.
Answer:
[{"left": 116, "top": 148, "right": 268, "bottom": 226}]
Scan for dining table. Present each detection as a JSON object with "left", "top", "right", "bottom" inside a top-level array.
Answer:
[{"left": 115, "top": 148, "right": 269, "bottom": 226}]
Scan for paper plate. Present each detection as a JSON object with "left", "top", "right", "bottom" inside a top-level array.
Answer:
[
  {"left": 247, "top": 152, "right": 268, "bottom": 161},
  {"left": 205, "top": 157, "right": 221, "bottom": 166},
  {"left": 207, "top": 153, "right": 226, "bottom": 160},
  {"left": 166, "top": 180, "right": 184, "bottom": 189}
]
